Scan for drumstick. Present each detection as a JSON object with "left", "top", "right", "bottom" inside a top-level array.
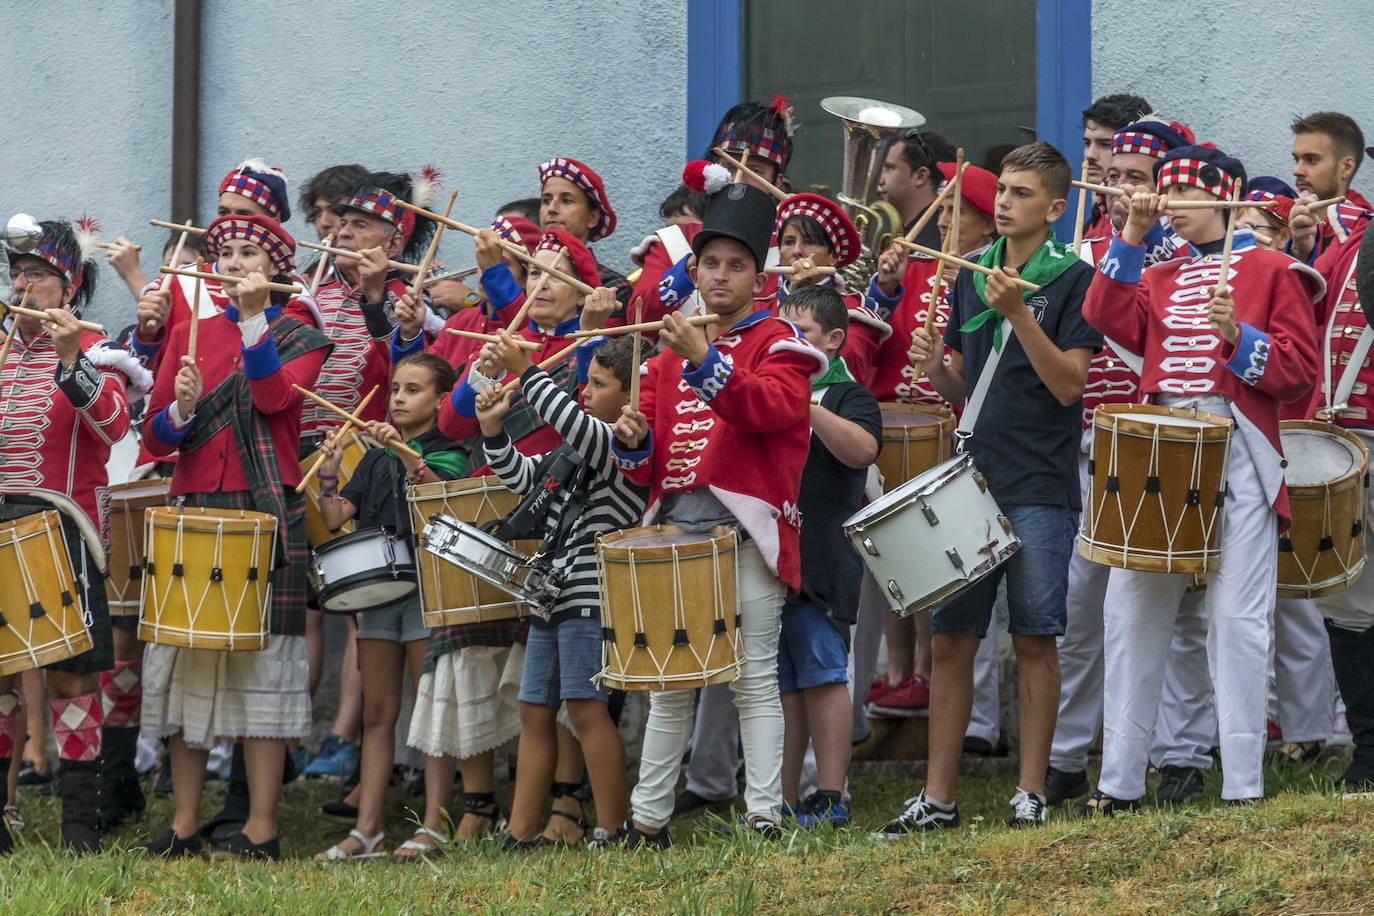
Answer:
[
  {"left": 298, "top": 240, "right": 420, "bottom": 275},
  {"left": 766, "top": 264, "right": 838, "bottom": 277},
  {"left": 308, "top": 234, "right": 334, "bottom": 295},
  {"left": 711, "top": 148, "right": 788, "bottom": 201},
  {"left": 568, "top": 313, "right": 719, "bottom": 339},
  {"left": 187, "top": 257, "right": 203, "bottom": 361},
  {"left": 503, "top": 259, "right": 557, "bottom": 335},
  {"left": 1071, "top": 179, "right": 1127, "bottom": 199},
  {"left": 895, "top": 240, "right": 1041, "bottom": 291},
  {"left": 159, "top": 265, "right": 301, "bottom": 295},
  {"left": 291, "top": 385, "right": 423, "bottom": 459},
  {"left": 407, "top": 189, "right": 459, "bottom": 309},
  {"left": 3, "top": 299, "right": 105, "bottom": 333},
  {"left": 445, "top": 328, "right": 541, "bottom": 350},
  {"left": 498, "top": 341, "right": 581, "bottom": 395},
  {"left": 925, "top": 149, "right": 963, "bottom": 337},
  {"left": 0, "top": 289, "right": 27, "bottom": 371},
  {"left": 1305, "top": 195, "right": 1346, "bottom": 211},
  {"left": 96, "top": 241, "right": 143, "bottom": 252},
  {"left": 393, "top": 200, "right": 597, "bottom": 296},
  {"left": 296, "top": 385, "right": 380, "bottom": 493},
  {"left": 1072, "top": 159, "right": 1091, "bottom": 257},
  {"left": 149, "top": 218, "right": 198, "bottom": 332},
  {"left": 629, "top": 297, "right": 644, "bottom": 412},
  {"left": 1214, "top": 185, "right": 1242, "bottom": 296},
  {"left": 905, "top": 162, "right": 970, "bottom": 245},
  {"left": 149, "top": 218, "right": 206, "bottom": 236},
  {"left": 1166, "top": 198, "right": 1276, "bottom": 211}
]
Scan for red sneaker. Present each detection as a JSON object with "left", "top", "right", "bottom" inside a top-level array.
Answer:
[
  {"left": 1266, "top": 719, "right": 1282, "bottom": 744},
  {"left": 868, "top": 676, "right": 930, "bottom": 717},
  {"left": 867, "top": 679, "right": 893, "bottom": 705}
]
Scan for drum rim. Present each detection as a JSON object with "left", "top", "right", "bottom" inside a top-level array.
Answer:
[
  {"left": 318, "top": 567, "right": 418, "bottom": 612},
  {"left": 844, "top": 452, "right": 977, "bottom": 529},
  {"left": 423, "top": 514, "right": 529, "bottom": 562},
  {"left": 1093, "top": 402, "right": 1234, "bottom": 439},
  {"left": 878, "top": 401, "right": 956, "bottom": 434},
  {"left": 146, "top": 506, "right": 279, "bottom": 533},
  {"left": 1279, "top": 419, "right": 1371, "bottom": 490},
  {"left": 406, "top": 474, "right": 511, "bottom": 502},
  {"left": 596, "top": 523, "right": 738, "bottom": 558},
  {"left": 313, "top": 525, "right": 414, "bottom": 559}
]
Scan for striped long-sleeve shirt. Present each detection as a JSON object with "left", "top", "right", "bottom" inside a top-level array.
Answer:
[{"left": 483, "top": 366, "right": 646, "bottom": 625}]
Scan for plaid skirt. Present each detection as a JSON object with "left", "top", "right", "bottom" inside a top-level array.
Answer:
[
  {"left": 0, "top": 495, "right": 113, "bottom": 676},
  {"left": 423, "top": 618, "right": 529, "bottom": 675},
  {"left": 180, "top": 489, "right": 309, "bottom": 637}
]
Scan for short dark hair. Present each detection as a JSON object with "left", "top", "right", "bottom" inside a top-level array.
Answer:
[
  {"left": 779, "top": 284, "right": 848, "bottom": 337},
  {"left": 1001, "top": 141, "right": 1072, "bottom": 199},
  {"left": 1291, "top": 111, "right": 1366, "bottom": 176},
  {"left": 298, "top": 164, "right": 368, "bottom": 220},
  {"left": 496, "top": 198, "right": 540, "bottom": 222},
  {"left": 395, "top": 352, "right": 457, "bottom": 394},
  {"left": 659, "top": 184, "right": 707, "bottom": 221},
  {"left": 778, "top": 213, "right": 832, "bottom": 254},
  {"left": 897, "top": 130, "right": 956, "bottom": 177},
  {"left": 1082, "top": 94, "right": 1152, "bottom": 130},
  {"left": 591, "top": 332, "right": 655, "bottom": 391}
]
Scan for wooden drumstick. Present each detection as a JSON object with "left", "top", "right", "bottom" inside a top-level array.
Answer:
[
  {"left": 296, "top": 384, "right": 380, "bottom": 493},
  {"left": 1165, "top": 198, "right": 1276, "bottom": 211},
  {"left": 1071, "top": 179, "right": 1127, "bottom": 199},
  {"left": 291, "top": 385, "right": 422, "bottom": 459},
  {"left": 1214, "top": 184, "right": 1242, "bottom": 295},
  {"left": 712, "top": 147, "right": 788, "bottom": 201},
  {"left": 187, "top": 257, "right": 203, "bottom": 361},
  {"left": 498, "top": 341, "right": 581, "bottom": 396},
  {"left": 445, "top": 328, "right": 541, "bottom": 350},
  {"left": 503, "top": 260, "right": 557, "bottom": 336},
  {"left": 159, "top": 265, "right": 302, "bottom": 295},
  {"left": 897, "top": 240, "right": 1041, "bottom": 291},
  {"left": 309, "top": 234, "right": 333, "bottom": 295},
  {"left": 0, "top": 289, "right": 28, "bottom": 371},
  {"left": 1305, "top": 195, "right": 1346, "bottom": 211},
  {"left": 568, "top": 313, "right": 719, "bottom": 339},
  {"left": 299, "top": 240, "right": 420, "bottom": 275},
  {"left": 629, "top": 297, "right": 644, "bottom": 412},
  {"left": 407, "top": 189, "right": 458, "bottom": 310},
  {"left": 1072, "top": 159, "right": 1091, "bottom": 257},
  {"left": 393, "top": 200, "right": 596, "bottom": 296},
  {"left": 149, "top": 219, "right": 198, "bottom": 332},
  {"left": 899, "top": 161, "right": 969, "bottom": 250},
  {"left": 96, "top": 241, "right": 143, "bottom": 252},
  {"left": 925, "top": 149, "right": 963, "bottom": 337},
  {"left": 766, "top": 264, "right": 838, "bottom": 277},
  {"left": 3, "top": 297, "right": 105, "bottom": 333}
]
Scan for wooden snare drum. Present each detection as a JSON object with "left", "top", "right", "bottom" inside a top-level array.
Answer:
[
  {"left": 1079, "top": 403, "right": 1234, "bottom": 574},
  {"left": 0, "top": 510, "right": 93, "bottom": 676},
  {"left": 874, "top": 403, "right": 956, "bottom": 493},
  {"left": 408, "top": 477, "right": 534, "bottom": 628},
  {"left": 596, "top": 525, "right": 740, "bottom": 691},
  {"left": 138, "top": 507, "right": 277, "bottom": 651},
  {"left": 105, "top": 478, "right": 170, "bottom": 615},
  {"left": 301, "top": 433, "right": 372, "bottom": 549},
  {"left": 1278, "top": 421, "right": 1369, "bottom": 597}
]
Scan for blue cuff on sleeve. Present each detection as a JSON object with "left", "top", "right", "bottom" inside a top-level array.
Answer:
[
  {"left": 681, "top": 344, "right": 733, "bottom": 402},
  {"left": 612, "top": 428, "right": 653, "bottom": 470},
  {"left": 866, "top": 276, "right": 901, "bottom": 315},
  {"left": 657, "top": 255, "right": 695, "bottom": 310},
  {"left": 1226, "top": 322, "right": 1271, "bottom": 385},
  {"left": 240, "top": 335, "right": 281, "bottom": 380},
  {"left": 1099, "top": 237, "right": 1147, "bottom": 284},
  {"left": 452, "top": 375, "right": 479, "bottom": 418},
  {"left": 131, "top": 333, "right": 162, "bottom": 361},
  {"left": 575, "top": 337, "right": 609, "bottom": 385},
  {"left": 150, "top": 404, "right": 191, "bottom": 447},
  {"left": 480, "top": 263, "right": 521, "bottom": 317},
  {"left": 390, "top": 326, "right": 425, "bottom": 363}
]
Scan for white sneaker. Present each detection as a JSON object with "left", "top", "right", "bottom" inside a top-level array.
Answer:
[{"left": 1008, "top": 788, "right": 1048, "bottom": 827}]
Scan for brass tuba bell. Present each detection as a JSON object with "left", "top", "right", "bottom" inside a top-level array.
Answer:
[{"left": 820, "top": 96, "right": 925, "bottom": 289}]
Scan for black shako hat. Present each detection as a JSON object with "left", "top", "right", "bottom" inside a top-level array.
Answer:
[{"left": 691, "top": 183, "right": 775, "bottom": 271}]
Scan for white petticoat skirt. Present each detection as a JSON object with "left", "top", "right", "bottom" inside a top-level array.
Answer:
[{"left": 407, "top": 644, "right": 525, "bottom": 760}]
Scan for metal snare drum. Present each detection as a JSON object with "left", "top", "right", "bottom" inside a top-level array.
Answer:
[
  {"left": 310, "top": 528, "right": 417, "bottom": 613},
  {"left": 421, "top": 514, "right": 559, "bottom": 608}
]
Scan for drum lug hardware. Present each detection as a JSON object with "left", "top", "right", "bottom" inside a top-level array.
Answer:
[
  {"left": 920, "top": 500, "right": 940, "bottom": 526},
  {"left": 861, "top": 536, "right": 880, "bottom": 557},
  {"left": 972, "top": 471, "right": 988, "bottom": 493},
  {"left": 998, "top": 515, "right": 1013, "bottom": 535},
  {"left": 886, "top": 579, "right": 904, "bottom": 602},
  {"left": 945, "top": 547, "right": 964, "bottom": 570}
]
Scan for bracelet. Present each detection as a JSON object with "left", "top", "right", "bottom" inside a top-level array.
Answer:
[
  {"left": 407, "top": 461, "right": 428, "bottom": 481},
  {"left": 317, "top": 473, "right": 339, "bottom": 482}
]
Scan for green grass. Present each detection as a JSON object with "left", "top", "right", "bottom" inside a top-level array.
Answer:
[{"left": 3, "top": 751, "right": 1373, "bottom": 914}]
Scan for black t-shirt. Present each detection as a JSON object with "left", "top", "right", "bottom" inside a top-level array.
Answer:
[
  {"left": 945, "top": 258, "right": 1099, "bottom": 510},
  {"left": 797, "top": 380, "right": 883, "bottom": 625},
  {"left": 339, "top": 427, "right": 465, "bottom": 539}
]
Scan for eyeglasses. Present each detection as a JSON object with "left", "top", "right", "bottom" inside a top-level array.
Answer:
[{"left": 8, "top": 267, "right": 62, "bottom": 284}]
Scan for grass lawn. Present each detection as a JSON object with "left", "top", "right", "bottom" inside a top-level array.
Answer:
[{"left": 2, "top": 750, "right": 1372, "bottom": 914}]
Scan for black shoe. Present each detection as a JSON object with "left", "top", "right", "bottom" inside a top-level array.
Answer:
[
  {"left": 138, "top": 828, "right": 203, "bottom": 858},
  {"left": 1154, "top": 765, "right": 1205, "bottom": 806},
  {"left": 500, "top": 832, "right": 551, "bottom": 852},
  {"left": 874, "top": 791, "right": 960, "bottom": 839},
  {"left": 1077, "top": 790, "right": 1140, "bottom": 818},
  {"left": 200, "top": 744, "right": 249, "bottom": 841},
  {"left": 588, "top": 826, "right": 629, "bottom": 849},
  {"left": 1224, "top": 796, "right": 1260, "bottom": 807},
  {"left": 321, "top": 799, "right": 359, "bottom": 822},
  {"left": 58, "top": 760, "right": 102, "bottom": 854},
  {"left": 1008, "top": 789, "right": 1048, "bottom": 828},
  {"left": 0, "top": 757, "right": 12, "bottom": 856},
  {"left": 210, "top": 830, "right": 281, "bottom": 861},
  {"left": 962, "top": 736, "right": 995, "bottom": 757},
  {"left": 1044, "top": 766, "right": 1091, "bottom": 807},
  {"left": 621, "top": 823, "right": 672, "bottom": 850},
  {"left": 98, "top": 727, "right": 147, "bottom": 831},
  {"left": 1340, "top": 758, "right": 1374, "bottom": 793},
  {"left": 17, "top": 760, "right": 54, "bottom": 789},
  {"left": 671, "top": 789, "right": 732, "bottom": 818}
]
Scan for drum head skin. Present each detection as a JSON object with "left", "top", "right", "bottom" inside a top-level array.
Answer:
[{"left": 1281, "top": 427, "right": 1365, "bottom": 487}]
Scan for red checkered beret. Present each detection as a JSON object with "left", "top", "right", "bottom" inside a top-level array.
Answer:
[
  {"left": 538, "top": 158, "right": 616, "bottom": 242},
  {"left": 774, "top": 193, "right": 861, "bottom": 267},
  {"left": 204, "top": 214, "right": 297, "bottom": 276}
]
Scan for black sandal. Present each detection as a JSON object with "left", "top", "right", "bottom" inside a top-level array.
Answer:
[
  {"left": 544, "top": 781, "right": 588, "bottom": 844},
  {"left": 460, "top": 791, "right": 503, "bottom": 837}
]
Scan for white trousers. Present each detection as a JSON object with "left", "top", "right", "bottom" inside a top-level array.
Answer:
[
  {"left": 632, "top": 541, "right": 785, "bottom": 828},
  {"left": 1053, "top": 458, "right": 1216, "bottom": 772},
  {"left": 1100, "top": 424, "right": 1276, "bottom": 801},
  {"left": 1267, "top": 598, "right": 1335, "bottom": 742}
]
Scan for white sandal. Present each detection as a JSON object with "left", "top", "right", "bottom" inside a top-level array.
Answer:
[
  {"left": 316, "top": 828, "right": 387, "bottom": 861},
  {"left": 392, "top": 826, "right": 450, "bottom": 861}
]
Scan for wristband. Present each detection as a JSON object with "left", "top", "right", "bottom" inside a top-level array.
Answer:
[{"left": 317, "top": 473, "right": 339, "bottom": 482}]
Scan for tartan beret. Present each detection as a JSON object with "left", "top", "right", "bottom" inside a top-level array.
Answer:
[
  {"left": 535, "top": 229, "right": 600, "bottom": 291},
  {"left": 490, "top": 215, "right": 541, "bottom": 254},
  {"left": 1111, "top": 120, "right": 1196, "bottom": 159},
  {"left": 204, "top": 214, "right": 297, "bottom": 276},
  {"left": 1156, "top": 145, "right": 1247, "bottom": 200},
  {"left": 218, "top": 159, "right": 291, "bottom": 221},
  {"left": 709, "top": 98, "right": 795, "bottom": 171},
  {"left": 538, "top": 158, "right": 616, "bottom": 242},
  {"left": 774, "top": 193, "right": 862, "bottom": 267}
]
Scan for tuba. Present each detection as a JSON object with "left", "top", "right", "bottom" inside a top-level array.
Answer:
[{"left": 819, "top": 96, "right": 925, "bottom": 290}]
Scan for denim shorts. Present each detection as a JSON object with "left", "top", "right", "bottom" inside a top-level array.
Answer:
[
  {"left": 518, "top": 614, "right": 608, "bottom": 708},
  {"left": 777, "top": 600, "right": 850, "bottom": 694},
  {"left": 931, "top": 504, "right": 1077, "bottom": 638},
  {"left": 354, "top": 593, "right": 429, "bottom": 644}
]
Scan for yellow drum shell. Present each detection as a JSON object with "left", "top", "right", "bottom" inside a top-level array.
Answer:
[
  {"left": 105, "top": 478, "right": 170, "bottom": 615},
  {"left": 1277, "top": 420, "right": 1369, "bottom": 598},
  {"left": 874, "top": 403, "right": 955, "bottom": 493},
  {"left": 301, "top": 433, "right": 372, "bottom": 549},
  {"left": 0, "top": 510, "right": 93, "bottom": 676}
]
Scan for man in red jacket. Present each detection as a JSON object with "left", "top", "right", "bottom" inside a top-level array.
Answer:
[
  {"left": 611, "top": 183, "right": 824, "bottom": 845},
  {"left": 1081, "top": 145, "right": 1321, "bottom": 810}
]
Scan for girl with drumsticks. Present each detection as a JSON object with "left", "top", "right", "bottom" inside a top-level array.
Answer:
[
  {"left": 1081, "top": 144, "right": 1322, "bottom": 812},
  {"left": 311, "top": 353, "right": 467, "bottom": 861},
  {"left": 474, "top": 331, "right": 649, "bottom": 850},
  {"left": 139, "top": 213, "right": 331, "bottom": 860}
]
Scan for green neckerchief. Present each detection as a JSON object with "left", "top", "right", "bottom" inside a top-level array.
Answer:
[
  {"left": 959, "top": 235, "right": 1077, "bottom": 351},
  {"left": 388, "top": 433, "right": 469, "bottom": 479},
  {"left": 811, "top": 354, "right": 855, "bottom": 391}
]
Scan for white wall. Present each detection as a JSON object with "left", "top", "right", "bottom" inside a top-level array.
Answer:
[
  {"left": 2, "top": 0, "right": 688, "bottom": 332},
  {"left": 1093, "top": 0, "right": 1374, "bottom": 197}
]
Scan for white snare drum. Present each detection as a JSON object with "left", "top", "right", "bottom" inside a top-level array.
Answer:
[
  {"left": 421, "top": 515, "right": 559, "bottom": 609},
  {"left": 843, "top": 452, "right": 1019, "bottom": 615},
  {"left": 310, "top": 528, "right": 418, "bottom": 613}
]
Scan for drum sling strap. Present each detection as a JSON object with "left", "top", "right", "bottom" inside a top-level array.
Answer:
[
  {"left": 1325, "top": 252, "right": 1374, "bottom": 416},
  {"left": 468, "top": 359, "right": 579, "bottom": 468},
  {"left": 491, "top": 444, "right": 593, "bottom": 550},
  {"left": 955, "top": 323, "right": 1018, "bottom": 448},
  {"left": 180, "top": 314, "right": 332, "bottom": 548}
]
